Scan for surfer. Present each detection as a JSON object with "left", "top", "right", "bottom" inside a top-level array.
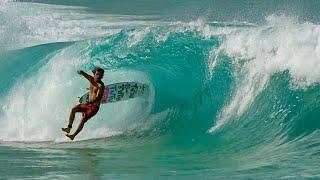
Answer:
[{"left": 62, "top": 67, "right": 105, "bottom": 140}]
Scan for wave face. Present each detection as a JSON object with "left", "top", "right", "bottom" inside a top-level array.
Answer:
[{"left": 1, "top": 1, "right": 320, "bottom": 179}]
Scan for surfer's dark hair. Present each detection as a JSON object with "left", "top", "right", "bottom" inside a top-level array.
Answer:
[{"left": 92, "top": 67, "right": 104, "bottom": 74}]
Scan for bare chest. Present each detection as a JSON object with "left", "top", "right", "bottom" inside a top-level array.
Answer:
[{"left": 89, "top": 85, "right": 98, "bottom": 94}]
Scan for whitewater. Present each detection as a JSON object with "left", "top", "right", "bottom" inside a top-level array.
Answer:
[{"left": 0, "top": 0, "right": 320, "bottom": 179}]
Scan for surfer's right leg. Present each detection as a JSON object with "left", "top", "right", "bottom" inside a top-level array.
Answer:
[
  {"left": 62, "top": 104, "right": 86, "bottom": 133},
  {"left": 66, "top": 116, "right": 88, "bottom": 140}
]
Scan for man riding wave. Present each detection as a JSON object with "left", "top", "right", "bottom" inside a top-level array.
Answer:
[{"left": 62, "top": 67, "right": 105, "bottom": 140}]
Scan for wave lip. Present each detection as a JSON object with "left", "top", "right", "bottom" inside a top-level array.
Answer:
[{"left": 207, "top": 15, "right": 320, "bottom": 132}]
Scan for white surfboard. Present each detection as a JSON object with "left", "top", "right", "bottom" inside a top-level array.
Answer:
[{"left": 79, "top": 82, "right": 149, "bottom": 104}]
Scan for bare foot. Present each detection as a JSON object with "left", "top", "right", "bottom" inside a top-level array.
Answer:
[
  {"left": 66, "top": 134, "right": 75, "bottom": 140},
  {"left": 61, "top": 127, "right": 71, "bottom": 133}
]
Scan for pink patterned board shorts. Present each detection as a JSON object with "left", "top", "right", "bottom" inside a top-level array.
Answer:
[{"left": 75, "top": 103, "right": 99, "bottom": 119}]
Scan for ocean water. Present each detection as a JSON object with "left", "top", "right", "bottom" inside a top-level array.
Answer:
[{"left": 1, "top": 0, "right": 320, "bottom": 179}]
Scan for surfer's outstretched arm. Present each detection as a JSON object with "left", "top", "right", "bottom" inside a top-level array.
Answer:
[{"left": 77, "top": 70, "right": 96, "bottom": 85}]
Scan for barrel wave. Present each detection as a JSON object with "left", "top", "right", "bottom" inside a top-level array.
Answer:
[{"left": 0, "top": 1, "right": 320, "bottom": 179}]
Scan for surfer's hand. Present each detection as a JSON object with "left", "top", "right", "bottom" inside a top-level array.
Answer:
[{"left": 77, "top": 70, "right": 84, "bottom": 75}]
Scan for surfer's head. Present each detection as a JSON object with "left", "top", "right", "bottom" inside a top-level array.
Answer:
[{"left": 92, "top": 67, "right": 104, "bottom": 81}]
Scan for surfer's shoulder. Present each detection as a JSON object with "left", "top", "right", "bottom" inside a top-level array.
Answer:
[{"left": 98, "top": 81, "right": 105, "bottom": 88}]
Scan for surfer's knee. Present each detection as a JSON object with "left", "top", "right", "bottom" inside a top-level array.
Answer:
[
  {"left": 82, "top": 117, "right": 90, "bottom": 123},
  {"left": 83, "top": 118, "right": 89, "bottom": 123},
  {"left": 71, "top": 107, "right": 78, "bottom": 114},
  {"left": 71, "top": 105, "right": 80, "bottom": 112}
]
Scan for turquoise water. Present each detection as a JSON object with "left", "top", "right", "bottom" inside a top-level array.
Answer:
[{"left": 1, "top": 0, "right": 320, "bottom": 179}]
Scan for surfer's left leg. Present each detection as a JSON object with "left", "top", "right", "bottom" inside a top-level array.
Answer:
[
  {"left": 66, "top": 116, "right": 89, "bottom": 140},
  {"left": 62, "top": 104, "right": 86, "bottom": 133}
]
